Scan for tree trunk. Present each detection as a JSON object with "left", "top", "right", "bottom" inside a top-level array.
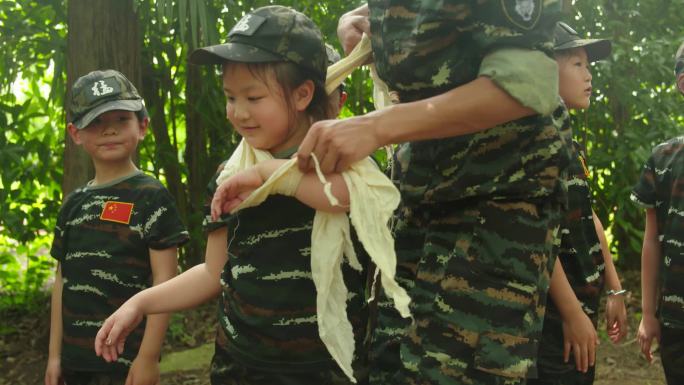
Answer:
[
  {"left": 64, "top": 0, "right": 141, "bottom": 195},
  {"left": 183, "top": 64, "right": 209, "bottom": 267}
]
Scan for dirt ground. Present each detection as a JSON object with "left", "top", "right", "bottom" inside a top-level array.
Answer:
[{"left": 0, "top": 271, "right": 667, "bottom": 385}]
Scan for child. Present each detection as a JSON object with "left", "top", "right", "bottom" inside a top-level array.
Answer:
[
  {"left": 632, "top": 41, "right": 684, "bottom": 385},
  {"left": 94, "top": 6, "right": 408, "bottom": 385},
  {"left": 44, "top": 69, "right": 189, "bottom": 385},
  {"left": 529, "top": 22, "right": 628, "bottom": 385}
]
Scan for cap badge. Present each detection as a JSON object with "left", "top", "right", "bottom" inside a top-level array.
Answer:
[
  {"left": 233, "top": 14, "right": 252, "bottom": 32},
  {"left": 91, "top": 80, "right": 114, "bottom": 97},
  {"left": 502, "top": 0, "right": 542, "bottom": 30}
]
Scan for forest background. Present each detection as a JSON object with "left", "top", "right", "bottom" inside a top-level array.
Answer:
[{"left": 1, "top": 0, "right": 683, "bottom": 383}]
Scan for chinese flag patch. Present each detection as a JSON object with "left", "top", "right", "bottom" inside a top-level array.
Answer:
[{"left": 100, "top": 201, "right": 134, "bottom": 224}]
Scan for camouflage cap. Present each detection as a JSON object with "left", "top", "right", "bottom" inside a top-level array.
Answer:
[
  {"left": 325, "top": 43, "right": 342, "bottom": 66},
  {"left": 554, "top": 22, "right": 611, "bottom": 62},
  {"left": 675, "top": 41, "right": 684, "bottom": 77},
  {"left": 68, "top": 69, "right": 147, "bottom": 129},
  {"left": 190, "top": 6, "right": 326, "bottom": 83}
]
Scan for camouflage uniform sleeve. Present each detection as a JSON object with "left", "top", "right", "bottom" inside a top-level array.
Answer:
[
  {"left": 203, "top": 162, "right": 232, "bottom": 232},
  {"left": 631, "top": 150, "right": 657, "bottom": 208},
  {"left": 145, "top": 186, "right": 190, "bottom": 250},
  {"left": 50, "top": 203, "right": 68, "bottom": 262},
  {"left": 478, "top": 48, "right": 559, "bottom": 115}
]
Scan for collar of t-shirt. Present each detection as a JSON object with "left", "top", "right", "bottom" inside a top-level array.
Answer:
[{"left": 85, "top": 170, "right": 143, "bottom": 190}]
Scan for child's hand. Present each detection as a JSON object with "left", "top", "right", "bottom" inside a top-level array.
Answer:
[
  {"left": 211, "top": 167, "right": 264, "bottom": 220},
  {"left": 562, "top": 310, "right": 599, "bottom": 373},
  {"left": 605, "top": 295, "right": 628, "bottom": 343},
  {"left": 44, "top": 356, "right": 64, "bottom": 385},
  {"left": 637, "top": 313, "right": 660, "bottom": 363},
  {"left": 94, "top": 299, "right": 144, "bottom": 363},
  {"left": 125, "top": 356, "right": 160, "bottom": 385}
]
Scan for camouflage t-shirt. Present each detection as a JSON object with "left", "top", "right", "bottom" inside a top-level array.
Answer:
[
  {"left": 548, "top": 141, "right": 605, "bottom": 323},
  {"left": 204, "top": 164, "right": 369, "bottom": 374},
  {"left": 50, "top": 171, "right": 189, "bottom": 372},
  {"left": 369, "top": 0, "right": 570, "bottom": 206},
  {"left": 632, "top": 137, "right": 684, "bottom": 328}
]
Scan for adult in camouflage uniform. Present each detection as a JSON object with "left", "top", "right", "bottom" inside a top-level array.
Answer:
[
  {"left": 529, "top": 23, "right": 628, "bottom": 385},
  {"left": 296, "top": 1, "right": 572, "bottom": 384},
  {"left": 46, "top": 70, "right": 189, "bottom": 385},
  {"left": 93, "top": 6, "right": 372, "bottom": 385},
  {"left": 632, "top": 41, "right": 684, "bottom": 385}
]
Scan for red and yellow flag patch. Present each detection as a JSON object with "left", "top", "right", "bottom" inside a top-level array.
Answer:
[{"left": 100, "top": 201, "right": 134, "bottom": 224}]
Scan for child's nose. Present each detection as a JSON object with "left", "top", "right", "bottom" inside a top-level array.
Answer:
[{"left": 232, "top": 101, "right": 250, "bottom": 120}]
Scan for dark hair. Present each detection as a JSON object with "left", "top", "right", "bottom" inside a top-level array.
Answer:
[{"left": 224, "top": 61, "right": 331, "bottom": 125}]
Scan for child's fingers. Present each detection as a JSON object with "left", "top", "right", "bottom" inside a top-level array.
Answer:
[
  {"left": 94, "top": 317, "right": 113, "bottom": 356},
  {"left": 563, "top": 341, "right": 571, "bottom": 363}
]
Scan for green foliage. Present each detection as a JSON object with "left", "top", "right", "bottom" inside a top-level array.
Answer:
[
  {"left": 569, "top": 1, "right": 684, "bottom": 268},
  {"left": 5, "top": 0, "right": 679, "bottom": 303}
]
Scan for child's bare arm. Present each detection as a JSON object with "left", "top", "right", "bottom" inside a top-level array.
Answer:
[
  {"left": 549, "top": 258, "right": 598, "bottom": 373},
  {"left": 95, "top": 228, "right": 228, "bottom": 362},
  {"left": 125, "top": 247, "right": 178, "bottom": 385},
  {"left": 592, "top": 211, "right": 628, "bottom": 343},
  {"left": 211, "top": 159, "right": 350, "bottom": 217},
  {"left": 45, "top": 263, "right": 64, "bottom": 385},
  {"left": 638, "top": 208, "right": 661, "bottom": 362}
]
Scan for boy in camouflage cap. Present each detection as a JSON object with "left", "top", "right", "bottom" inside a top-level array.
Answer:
[
  {"left": 632, "top": 41, "right": 684, "bottom": 385},
  {"left": 299, "top": 1, "right": 573, "bottom": 384},
  {"left": 529, "top": 22, "right": 628, "bottom": 385},
  {"left": 45, "top": 69, "right": 188, "bottom": 385}
]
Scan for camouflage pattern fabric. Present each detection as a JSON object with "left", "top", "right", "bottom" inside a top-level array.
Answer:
[
  {"left": 367, "top": 12, "right": 571, "bottom": 372},
  {"left": 68, "top": 69, "right": 147, "bottom": 129},
  {"left": 368, "top": 0, "right": 563, "bottom": 103},
  {"left": 531, "top": 141, "right": 605, "bottom": 385},
  {"left": 660, "top": 325, "right": 684, "bottom": 385},
  {"left": 632, "top": 137, "right": 684, "bottom": 329},
  {"left": 50, "top": 172, "right": 189, "bottom": 372},
  {"left": 61, "top": 369, "right": 126, "bottom": 385},
  {"left": 189, "top": 5, "right": 327, "bottom": 84},
  {"left": 204, "top": 156, "right": 369, "bottom": 383}
]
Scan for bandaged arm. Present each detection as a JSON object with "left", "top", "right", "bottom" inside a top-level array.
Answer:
[{"left": 257, "top": 159, "right": 350, "bottom": 212}]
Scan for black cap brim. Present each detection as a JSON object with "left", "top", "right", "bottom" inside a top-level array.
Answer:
[
  {"left": 189, "top": 42, "right": 283, "bottom": 65},
  {"left": 73, "top": 100, "right": 144, "bottom": 129},
  {"left": 555, "top": 38, "right": 612, "bottom": 62}
]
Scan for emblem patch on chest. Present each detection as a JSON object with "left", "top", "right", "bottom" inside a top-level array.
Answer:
[
  {"left": 100, "top": 201, "right": 134, "bottom": 224},
  {"left": 501, "top": 0, "right": 542, "bottom": 30}
]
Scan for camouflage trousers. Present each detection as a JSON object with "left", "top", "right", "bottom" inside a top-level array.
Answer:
[
  {"left": 62, "top": 369, "right": 126, "bottom": 385},
  {"left": 375, "top": 198, "right": 560, "bottom": 385},
  {"left": 660, "top": 325, "right": 684, "bottom": 385},
  {"left": 210, "top": 337, "right": 364, "bottom": 385},
  {"left": 527, "top": 305, "right": 597, "bottom": 385}
]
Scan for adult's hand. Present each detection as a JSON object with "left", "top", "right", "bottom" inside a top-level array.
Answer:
[
  {"left": 297, "top": 115, "right": 382, "bottom": 174},
  {"left": 337, "top": 4, "right": 370, "bottom": 55}
]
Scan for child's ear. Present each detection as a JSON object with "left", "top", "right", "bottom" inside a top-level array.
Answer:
[
  {"left": 67, "top": 123, "right": 82, "bottom": 145},
  {"left": 293, "top": 80, "right": 315, "bottom": 112},
  {"left": 677, "top": 73, "right": 684, "bottom": 95},
  {"left": 138, "top": 116, "right": 149, "bottom": 139}
]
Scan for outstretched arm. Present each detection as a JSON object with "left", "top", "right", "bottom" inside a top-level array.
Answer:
[
  {"left": 125, "top": 247, "right": 178, "bottom": 385},
  {"left": 592, "top": 211, "right": 628, "bottom": 344},
  {"left": 637, "top": 208, "right": 661, "bottom": 363},
  {"left": 95, "top": 228, "right": 228, "bottom": 362},
  {"left": 297, "top": 76, "right": 536, "bottom": 173}
]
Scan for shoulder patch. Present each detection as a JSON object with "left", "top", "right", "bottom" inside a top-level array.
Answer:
[{"left": 501, "top": 0, "right": 542, "bottom": 30}]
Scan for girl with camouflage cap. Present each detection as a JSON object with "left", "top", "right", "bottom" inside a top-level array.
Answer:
[{"left": 95, "top": 6, "right": 410, "bottom": 385}]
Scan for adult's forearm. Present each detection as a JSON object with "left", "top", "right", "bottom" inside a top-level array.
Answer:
[{"left": 374, "top": 77, "right": 536, "bottom": 145}]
